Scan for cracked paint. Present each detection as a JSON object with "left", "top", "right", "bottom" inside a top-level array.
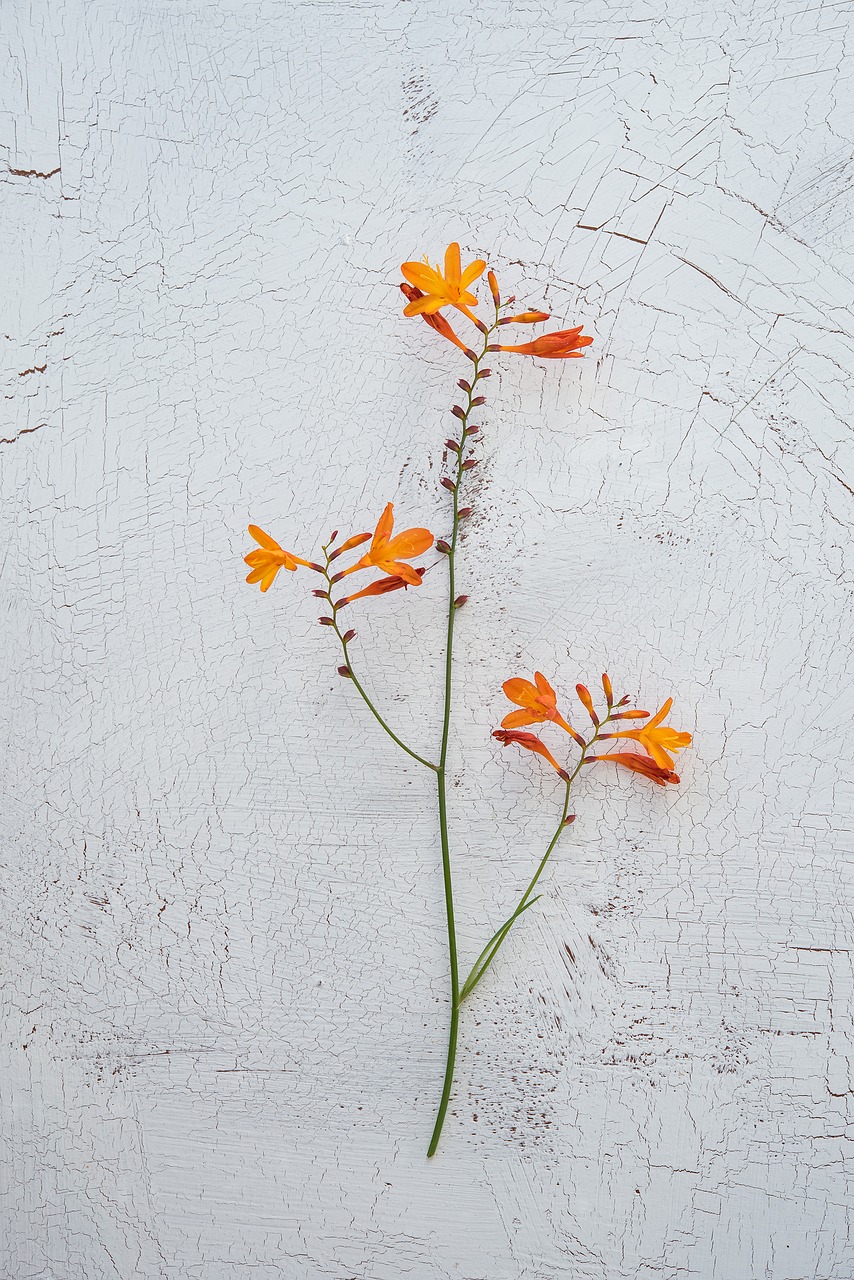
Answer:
[{"left": 2, "top": 1, "right": 853, "bottom": 1278}]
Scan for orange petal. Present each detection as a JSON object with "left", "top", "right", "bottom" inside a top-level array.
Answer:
[
  {"left": 502, "top": 677, "right": 541, "bottom": 709},
  {"left": 501, "top": 708, "right": 545, "bottom": 729},
  {"left": 401, "top": 262, "right": 441, "bottom": 291},
  {"left": 459, "top": 258, "right": 487, "bottom": 290},
  {"left": 383, "top": 528, "right": 434, "bottom": 558},
  {"left": 534, "top": 671, "right": 557, "bottom": 703},
  {"left": 371, "top": 502, "right": 395, "bottom": 553},
  {"left": 248, "top": 524, "right": 283, "bottom": 552},
  {"left": 645, "top": 698, "right": 673, "bottom": 731},
  {"left": 444, "top": 242, "right": 461, "bottom": 286},
  {"left": 403, "top": 294, "right": 444, "bottom": 317}
]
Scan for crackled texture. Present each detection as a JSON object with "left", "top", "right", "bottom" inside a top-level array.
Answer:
[{"left": 3, "top": 1, "right": 854, "bottom": 1277}]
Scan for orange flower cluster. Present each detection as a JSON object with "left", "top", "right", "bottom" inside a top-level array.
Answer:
[
  {"left": 493, "top": 672, "right": 691, "bottom": 786},
  {"left": 243, "top": 503, "right": 433, "bottom": 607},
  {"left": 400, "top": 242, "right": 593, "bottom": 360}
]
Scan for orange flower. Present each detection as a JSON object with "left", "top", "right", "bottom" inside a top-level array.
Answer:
[
  {"left": 335, "top": 567, "right": 426, "bottom": 607},
  {"left": 400, "top": 242, "right": 487, "bottom": 324},
  {"left": 600, "top": 698, "right": 692, "bottom": 770},
  {"left": 501, "top": 671, "right": 579, "bottom": 740},
  {"left": 588, "top": 752, "right": 680, "bottom": 786},
  {"left": 244, "top": 525, "right": 320, "bottom": 592},
  {"left": 489, "top": 326, "right": 593, "bottom": 359},
  {"left": 399, "top": 283, "right": 471, "bottom": 353},
  {"left": 333, "top": 503, "right": 433, "bottom": 586},
  {"left": 493, "top": 729, "right": 567, "bottom": 777}
]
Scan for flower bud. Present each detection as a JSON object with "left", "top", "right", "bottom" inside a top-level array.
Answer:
[
  {"left": 478, "top": 368, "right": 492, "bottom": 378},
  {"left": 337, "top": 665, "right": 351, "bottom": 677},
  {"left": 487, "top": 270, "right": 500, "bottom": 306},
  {"left": 436, "top": 540, "right": 451, "bottom": 555},
  {"left": 441, "top": 477, "right": 455, "bottom": 491},
  {"left": 458, "top": 507, "right": 472, "bottom": 518},
  {"left": 342, "top": 629, "right": 357, "bottom": 643},
  {"left": 505, "top": 295, "right": 516, "bottom": 306},
  {"left": 312, "top": 588, "right": 329, "bottom": 598},
  {"left": 471, "top": 395, "right": 486, "bottom": 407},
  {"left": 457, "top": 378, "right": 471, "bottom": 393},
  {"left": 451, "top": 405, "right": 466, "bottom": 420},
  {"left": 602, "top": 673, "right": 613, "bottom": 706},
  {"left": 318, "top": 616, "right": 334, "bottom": 626},
  {"left": 564, "top": 814, "right": 577, "bottom": 826},
  {"left": 472, "top": 317, "right": 489, "bottom": 335},
  {"left": 329, "top": 530, "right": 339, "bottom": 543},
  {"left": 464, "top": 347, "right": 477, "bottom": 361},
  {"left": 558, "top": 768, "right": 570, "bottom": 782},
  {"left": 462, "top": 459, "right": 478, "bottom": 470},
  {"left": 576, "top": 684, "right": 600, "bottom": 726},
  {"left": 617, "top": 695, "right": 631, "bottom": 707},
  {"left": 445, "top": 439, "right": 460, "bottom": 452},
  {"left": 454, "top": 594, "right": 468, "bottom": 608}
]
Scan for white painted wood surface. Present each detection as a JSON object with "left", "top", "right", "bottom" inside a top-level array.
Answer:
[{"left": 3, "top": 3, "right": 853, "bottom": 1276}]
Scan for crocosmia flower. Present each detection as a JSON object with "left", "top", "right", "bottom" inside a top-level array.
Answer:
[
  {"left": 493, "top": 728, "right": 566, "bottom": 776},
  {"left": 600, "top": 698, "right": 692, "bottom": 770},
  {"left": 244, "top": 526, "right": 319, "bottom": 592},
  {"left": 401, "top": 242, "right": 487, "bottom": 323},
  {"left": 335, "top": 502, "right": 433, "bottom": 586},
  {"left": 501, "top": 672, "right": 577, "bottom": 736}
]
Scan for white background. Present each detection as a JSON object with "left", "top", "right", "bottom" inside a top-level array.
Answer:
[{"left": 3, "top": 2, "right": 854, "bottom": 1277}]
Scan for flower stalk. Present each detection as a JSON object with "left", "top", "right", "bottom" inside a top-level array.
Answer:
[{"left": 239, "top": 241, "right": 692, "bottom": 1158}]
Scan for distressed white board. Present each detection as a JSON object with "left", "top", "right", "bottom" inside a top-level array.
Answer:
[{"left": 3, "top": 2, "right": 854, "bottom": 1277}]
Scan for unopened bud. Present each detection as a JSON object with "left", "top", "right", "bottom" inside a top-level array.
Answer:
[
  {"left": 330, "top": 570, "right": 346, "bottom": 584},
  {"left": 312, "top": 589, "right": 329, "bottom": 598},
  {"left": 564, "top": 814, "right": 577, "bottom": 826},
  {"left": 342, "top": 629, "right": 356, "bottom": 643},
  {"left": 471, "top": 395, "right": 486, "bottom": 406},
  {"left": 337, "top": 665, "right": 351, "bottom": 678},
  {"left": 617, "top": 695, "right": 631, "bottom": 706},
  {"left": 602, "top": 672, "right": 613, "bottom": 706},
  {"left": 558, "top": 768, "right": 570, "bottom": 782},
  {"left": 454, "top": 594, "right": 468, "bottom": 608},
  {"left": 436, "top": 540, "right": 451, "bottom": 555},
  {"left": 462, "top": 459, "right": 478, "bottom": 470},
  {"left": 472, "top": 317, "right": 489, "bottom": 335},
  {"left": 445, "top": 439, "right": 460, "bottom": 452},
  {"left": 478, "top": 368, "right": 492, "bottom": 378},
  {"left": 458, "top": 506, "right": 472, "bottom": 518},
  {"left": 457, "top": 378, "right": 471, "bottom": 393},
  {"left": 441, "top": 477, "right": 455, "bottom": 491},
  {"left": 464, "top": 347, "right": 477, "bottom": 361},
  {"left": 318, "top": 616, "right": 334, "bottom": 626},
  {"left": 450, "top": 405, "right": 466, "bottom": 420},
  {"left": 505, "top": 295, "right": 516, "bottom": 306},
  {"left": 329, "top": 529, "right": 339, "bottom": 543},
  {"left": 487, "top": 269, "right": 500, "bottom": 306}
]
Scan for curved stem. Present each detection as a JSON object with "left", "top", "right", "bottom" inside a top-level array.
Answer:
[
  {"left": 459, "top": 709, "right": 617, "bottom": 1000},
  {"left": 321, "top": 555, "right": 438, "bottom": 771},
  {"left": 427, "top": 307, "right": 499, "bottom": 1158}
]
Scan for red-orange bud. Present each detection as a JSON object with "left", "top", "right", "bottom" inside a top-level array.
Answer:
[
  {"left": 451, "top": 405, "right": 466, "bottom": 419},
  {"left": 471, "top": 395, "right": 486, "bottom": 406},
  {"left": 478, "top": 368, "right": 492, "bottom": 378},
  {"left": 458, "top": 378, "right": 471, "bottom": 392},
  {"left": 454, "top": 594, "right": 468, "bottom": 608},
  {"left": 329, "top": 530, "right": 339, "bottom": 543},
  {"left": 312, "top": 588, "right": 329, "bottom": 598},
  {"left": 458, "top": 506, "right": 472, "bottom": 518},
  {"left": 318, "top": 616, "right": 334, "bottom": 626},
  {"left": 462, "top": 459, "right": 478, "bottom": 470},
  {"left": 337, "top": 665, "right": 351, "bottom": 677},
  {"left": 445, "top": 439, "right": 460, "bottom": 452},
  {"left": 436, "top": 540, "right": 451, "bottom": 554},
  {"left": 564, "top": 814, "right": 577, "bottom": 826},
  {"left": 576, "top": 684, "right": 600, "bottom": 725},
  {"left": 342, "top": 629, "right": 356, "bottom": 642},
  {"left": 602, "top": 672, "right": 613, "bottom": 706},
  {"left": 441, "top": 477, "right": 455, "bottom": 491}
]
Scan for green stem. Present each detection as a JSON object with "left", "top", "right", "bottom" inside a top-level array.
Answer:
[
  {"left": 321, "top": 555, "right": 437, "bottom": 772},
  {"left": 427, "top": 307, "right": 499, "bottom": 1159},
  {"left": 459, "top": 709, "right": 617, "bottom": 1001}
]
